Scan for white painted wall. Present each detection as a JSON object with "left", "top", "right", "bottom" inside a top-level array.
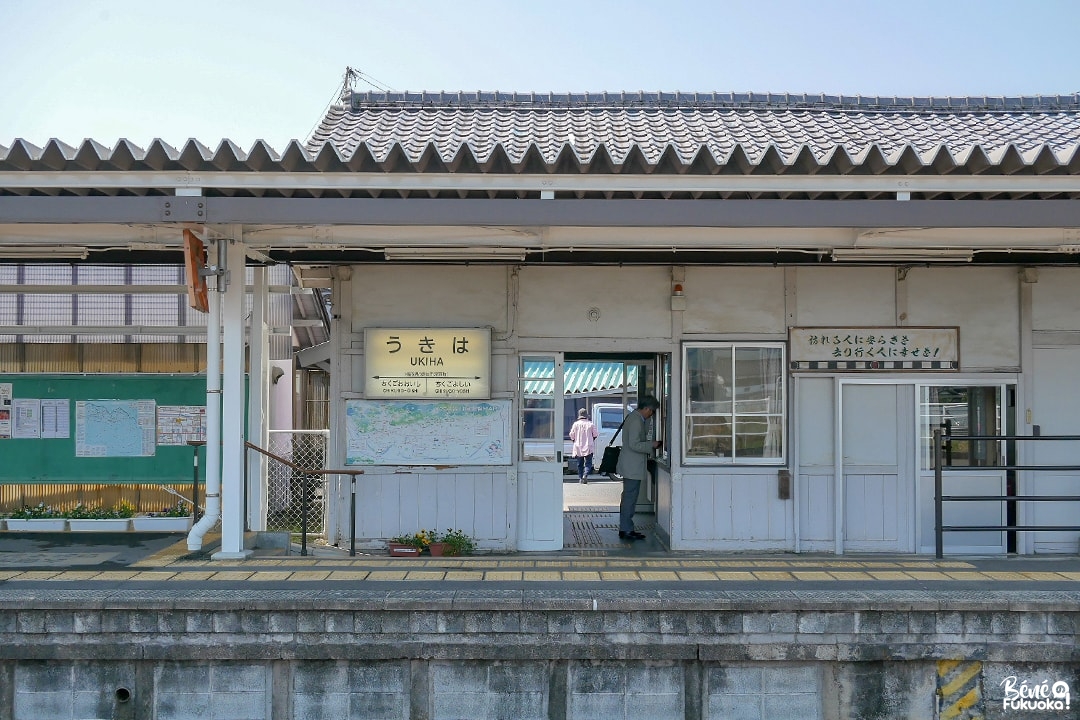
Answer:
[
  {"left": 683, "top": 267, "right": 787, "bottom": 334},
  {"left": 1032, "top": 267, "right": 1080, "bottom": 330},
  {"left": 906, "top": 267, "right": 1020, "bottom": 370},
  {"left": 517, "top": 266, "right": 671, "bottom": 340},
  {"left": 794, "top": 267, "right": 897, "bottom": 326}
]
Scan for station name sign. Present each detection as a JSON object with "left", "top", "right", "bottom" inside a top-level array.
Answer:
[
  {"left": 365, "top": 328, "right": 491, "bottom": 398},
  {"left": 789, "top": 327, "right": 959, "bottom": 370}
]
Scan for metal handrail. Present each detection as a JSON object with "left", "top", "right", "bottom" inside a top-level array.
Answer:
[
  {"left": 933, "top": 428, "right": 1080, "bottom": 558},
  {"left": 245, "top": 441, "right": 363, "bottom": 556}
]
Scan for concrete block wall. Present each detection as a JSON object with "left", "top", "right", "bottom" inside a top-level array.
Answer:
[{"left": 2, "top": 592, "right": 1080, "bottom": 719}]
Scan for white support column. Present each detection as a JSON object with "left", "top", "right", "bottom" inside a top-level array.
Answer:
[
  {"left": 214, "top": 233, "right": 252, "bottom": 559},
  {"left": 246, "top": 265, "right": 270, "bottom": 531},
  {"left": 326, "top": 266, "right": 349, "bottom": 545}
]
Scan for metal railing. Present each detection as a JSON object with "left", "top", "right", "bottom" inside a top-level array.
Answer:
[
  {"left": 246, "top": 437, "right": 363, "bottom": 556},
  {"left": 933, "top": 427, "right": 1080, "bottom": 558}
]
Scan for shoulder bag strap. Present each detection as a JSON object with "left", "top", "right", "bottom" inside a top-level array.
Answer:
[{"left": 608, "top": 414, "right": 630, "bottom": 447}]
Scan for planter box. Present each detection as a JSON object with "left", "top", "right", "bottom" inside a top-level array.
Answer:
[
  {"left": 132, "top": 516, "right": 192, "bottom": 532},
  {"left": 67, "top": 519, "right": 131, "bottom": 532},
  {"left": 388, "top": 543, "right": 421, "bottom": 557},
  {"left": 427, "top": 543, "right": 460, "bottom": 557},
  {"left": 5, "top": 518, "right": 67, "bottom": 532}
]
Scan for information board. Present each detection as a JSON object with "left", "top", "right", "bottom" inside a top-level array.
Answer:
[
  {"left": 344, "top": 399, "right": 511, "bottom": 466},
  {"left": 0, "top": 374, "right": 211, "bottom": 484}
]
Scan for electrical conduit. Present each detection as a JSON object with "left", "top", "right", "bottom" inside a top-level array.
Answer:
[{"left": 187, "top": 244, "right": 222, "bottom": 551}]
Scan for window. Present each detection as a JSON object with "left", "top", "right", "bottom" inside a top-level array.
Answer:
[
  {"left": 683, "top": 343, "right": 785, "bottom": 464},
  {"left": 919, "top": 385, "right": 1011, "bottom": 469}
]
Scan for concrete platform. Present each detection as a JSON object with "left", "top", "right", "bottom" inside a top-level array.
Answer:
[{"left": 3, "top": 530, "right": 1080, "bottom": 719}]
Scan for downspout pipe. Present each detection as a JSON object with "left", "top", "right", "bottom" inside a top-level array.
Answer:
[{"left": 187, "top": 242, "right": 223, "bottom": 551}]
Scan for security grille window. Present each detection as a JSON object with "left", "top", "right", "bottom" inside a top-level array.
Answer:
[{"left": 683, "top": 343, "right": 785, "bottom": 464}]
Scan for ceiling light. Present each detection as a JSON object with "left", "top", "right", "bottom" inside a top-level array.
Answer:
[
  {"left": 831, "top": 248, "right": 973, "bottom": 262},
  {"left": 383, "top": 247, "right": 528, "bottom": 262},
  {"left": 0, "top": 246, "right": 90, "bottom": 260}
]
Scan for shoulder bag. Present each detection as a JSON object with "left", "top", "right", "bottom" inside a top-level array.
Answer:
[{"left": 596, "top": 414, "right": 629, "bottom": 474}]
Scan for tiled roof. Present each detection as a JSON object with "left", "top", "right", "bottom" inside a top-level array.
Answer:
[
  {"left": 306, "top": 91, "right": 1080, "bottom": 172},
  {"left": 1, "top": 93, "right": 1078, "bottom": 203}
]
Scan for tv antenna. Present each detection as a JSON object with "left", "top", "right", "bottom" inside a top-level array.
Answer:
[{"left": 339, "top": 66, "right": 395, "bottom": 102}]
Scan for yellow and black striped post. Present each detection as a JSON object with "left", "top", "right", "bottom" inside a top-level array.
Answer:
[{"left": 937, "top": 659, "right": 983, "bottom": 719}]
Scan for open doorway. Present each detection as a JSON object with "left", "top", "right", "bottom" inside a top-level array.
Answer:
[{"left": 560, "top": 353, "right": 670, "bottom": 552}]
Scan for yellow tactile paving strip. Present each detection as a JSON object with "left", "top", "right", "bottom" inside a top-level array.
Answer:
[
  {"left": 6, "top": 565, "right": 1080, "bottom": 583},
  {"left": 2, "top": 536, "right": 1076, "bottom": 584}
]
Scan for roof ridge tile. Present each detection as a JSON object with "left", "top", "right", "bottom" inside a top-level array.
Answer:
[{"left": 346, "top": 90, "right": 1080, "bottom": 113}]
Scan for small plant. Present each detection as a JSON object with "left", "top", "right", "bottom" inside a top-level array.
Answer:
[
  {"left": 149, "top": 501, "right": 192, "bottom": 518},
  {"left": 438, "top": 528, "right": 476, "bottom": 556},
  {"left": 8, "top": 502, "right": 61, "bottom": 519},
  {"left": 390, "top": 529, "right": 439, "bottom": 551},
  {"left": 63, "top": 501, "right": 136, "bottom": 520},
  {"left": 389, "top": 532, "right": 425, "bottom": 550}
]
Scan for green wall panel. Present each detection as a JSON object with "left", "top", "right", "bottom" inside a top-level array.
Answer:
[{"left": 0, "top": 374, "right": 211, "bottom": 485}]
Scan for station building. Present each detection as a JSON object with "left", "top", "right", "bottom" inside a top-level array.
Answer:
[{"left": 2, "top": 91, "right": 1079, "bottom": 556}]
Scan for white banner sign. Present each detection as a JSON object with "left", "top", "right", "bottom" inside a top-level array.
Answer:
[{"left": 790, "top": 327, "right": 959, "bottom": 370}]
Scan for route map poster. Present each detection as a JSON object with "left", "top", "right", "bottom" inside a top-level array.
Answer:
[
  {"left": 156, "top": 405, "right": 207, "bottom": 445},
  {"left": 345, "top": 399, "right": 511, "bottom": 466},
  {"left": 75, "top": 399, "right": 157, "bottom": 457}
]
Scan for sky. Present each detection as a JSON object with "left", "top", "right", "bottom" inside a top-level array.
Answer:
[{"left": 1, "top": 0, "right": 1078, "bottom": 151}]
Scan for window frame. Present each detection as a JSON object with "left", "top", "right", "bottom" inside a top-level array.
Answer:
[{"left": 682, "top": 341, "right": 787, "bottom": 466}]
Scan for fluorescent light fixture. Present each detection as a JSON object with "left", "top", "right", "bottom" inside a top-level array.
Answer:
[
  {"left": 831, "top": 248, "right": 973, "bottom": 262},
  {"left": 0, "top": 246, "right": 89, "bottom": 260},
  {"left": 383, "top": 246, "right": 528, "bottom": 261}
]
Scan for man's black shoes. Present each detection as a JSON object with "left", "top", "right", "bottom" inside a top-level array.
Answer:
[{"left": 619, "top": 531, "right": 646, "bottom": 540}]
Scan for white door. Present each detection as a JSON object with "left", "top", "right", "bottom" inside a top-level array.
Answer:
[
  {"left": 839, "top": 383, "right": 914, "bottom": 552},
  {"left": 517, "top": 354, "right": 564, "bottom": 551}
]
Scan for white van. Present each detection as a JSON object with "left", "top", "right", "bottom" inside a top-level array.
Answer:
[{"left": 563, "top": 402, "right": 632, "bottom": 475}]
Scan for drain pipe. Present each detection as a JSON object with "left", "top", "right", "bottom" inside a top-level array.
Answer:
[{"left": 188, "top": 241, "right": 223, "bottom": 551}]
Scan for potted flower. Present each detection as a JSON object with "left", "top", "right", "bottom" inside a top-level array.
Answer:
[
  {"left": 388, "top": 533, "right": 424, "bottom": 557},
  {"left": 5, "top": 502, "right": 66, "bottom": 532},
  {"left": 65, "top": 501, "right": 135, "bottom": 532},
  {"left": 132, "top": 501, "right": 193, "bottom": 532},
  {"left": 437, "top": 528, "right": 476, "bottom": 557}
]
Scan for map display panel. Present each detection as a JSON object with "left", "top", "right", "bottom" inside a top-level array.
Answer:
[
  {"left": 345, "top": 399, "right": 511, "bottom": 466},
  {"left": 75, "top": 400, "right": 157, "bottom": 457},
  {"left": 156, "top": 405, "right": 207, "bottom": 445}
]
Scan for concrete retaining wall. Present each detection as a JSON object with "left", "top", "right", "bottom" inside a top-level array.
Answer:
[{"left": 2, "top": 591, "right": 1079, "bottom": 719}]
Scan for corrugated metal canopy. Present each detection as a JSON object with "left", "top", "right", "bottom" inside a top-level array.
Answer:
[{"left": 523, "top": 361, "right": 639, "bottom": 396}]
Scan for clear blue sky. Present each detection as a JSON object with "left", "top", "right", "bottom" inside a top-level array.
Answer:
[{"left": 2, "top": 0, "right": 1077, "bottom": 150}]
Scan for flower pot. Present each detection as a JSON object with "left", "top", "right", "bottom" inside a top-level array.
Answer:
[
  {"left": 427, "top": 542, "right": 447, "bottom": 556},
  {"left": 388, "top": 543, "right": 421, "bottom": 557},
  {"left": 132, "top": 516, "right": 192, "bottom": 532},
  {"left": 5, "top": 518, "right": 67, "bottom": 532},
  {"left": 68, "top": 519, "right": 131, "bottom": 532}
]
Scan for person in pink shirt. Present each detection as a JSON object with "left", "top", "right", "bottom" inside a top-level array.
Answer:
[{"left": 568, "top": 408, "right": 599, "bottom": 483}]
